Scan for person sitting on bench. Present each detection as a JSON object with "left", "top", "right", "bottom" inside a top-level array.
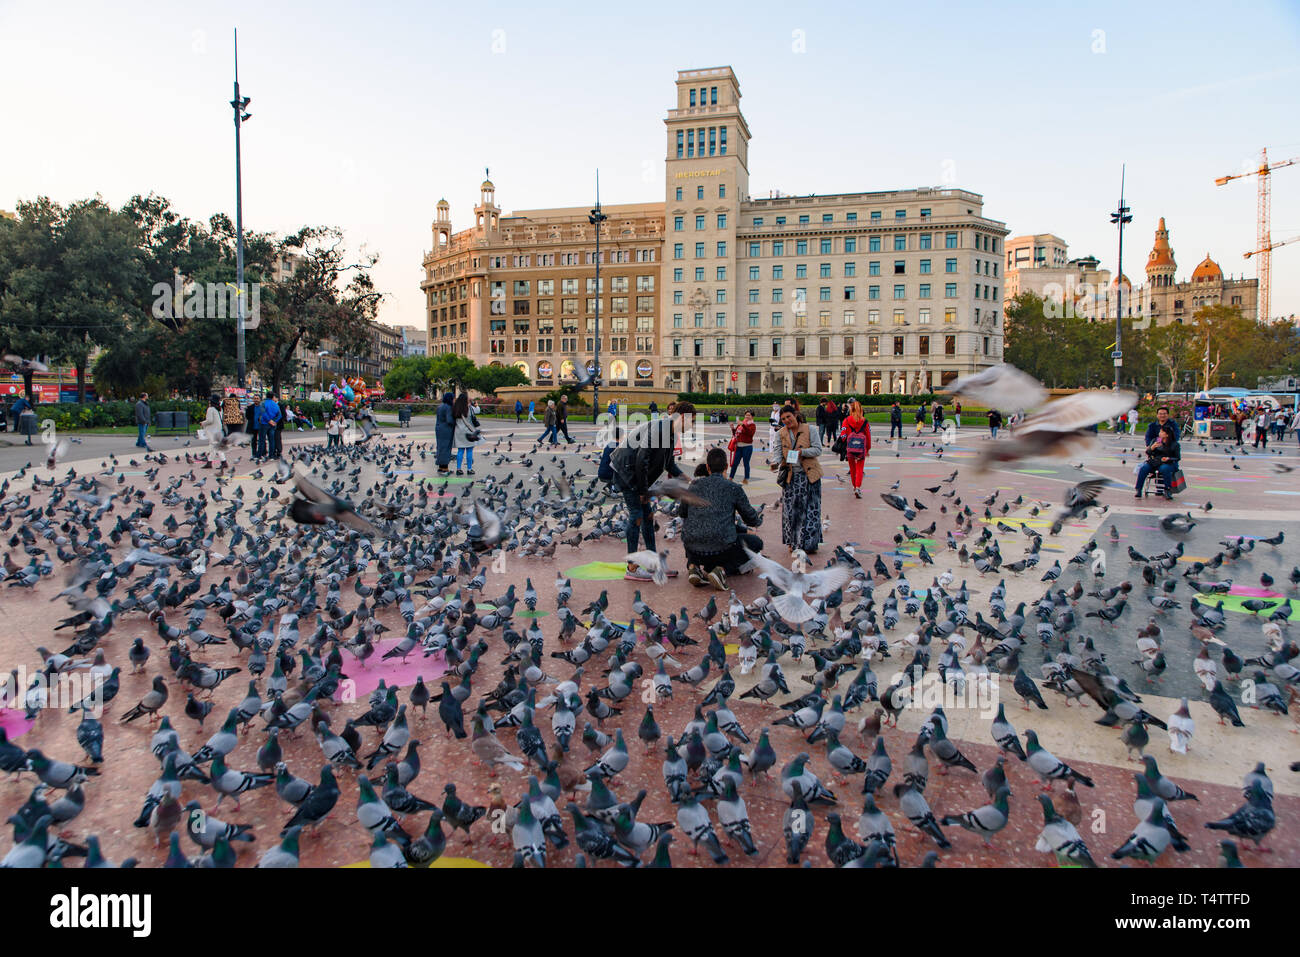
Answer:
[
  {"left": 1135, "top": 421, "right": 1180, "bottom": 500},
  {"left": 680, "top": 448, "right": 763, "bottom": 590}
]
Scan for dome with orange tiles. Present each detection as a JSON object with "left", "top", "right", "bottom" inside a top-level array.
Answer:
[{"left": 1191, "top": 254, "right": 1222, "bottom": 283}]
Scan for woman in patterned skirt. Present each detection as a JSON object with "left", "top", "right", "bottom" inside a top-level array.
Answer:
[{"left": 770, "top": 404, "right": 824, "bottom": 555}]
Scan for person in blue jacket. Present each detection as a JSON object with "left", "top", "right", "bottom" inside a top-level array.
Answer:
[{"left": 435, "top": 391, "right": 456, "bottom": 475}]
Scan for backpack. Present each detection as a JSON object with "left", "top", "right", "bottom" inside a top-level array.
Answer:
[{"left": 847, "top": 432, "right": 866, "bottom": 456}]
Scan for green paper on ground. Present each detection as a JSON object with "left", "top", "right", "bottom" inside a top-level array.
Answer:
[{"left": 567, "top": 560, "right": 633, "bottom": 581}]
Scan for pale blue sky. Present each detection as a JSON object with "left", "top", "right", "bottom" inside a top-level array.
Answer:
[{"left": 3, "top": 0, "right": 1299, "bottom": 330}]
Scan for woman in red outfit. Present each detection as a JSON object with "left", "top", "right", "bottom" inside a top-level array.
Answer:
[
  {"left": 728, "top": 410, "right": 757, "bottom": 483},
  {"left": 840, "top": 399, "right": 871, "bottom": 498}
]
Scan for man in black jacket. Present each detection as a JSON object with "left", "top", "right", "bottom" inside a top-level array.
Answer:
[
  {"left": 1136, "top": 420, "right": 1180, "bottom": 500},
  {"left": 611, "top": 401, "right": 696, "bottom": 577},
  {"left": 681, "top": 448, "right": 762, "bottom": 590},
  {"left": 888, "top": 401, "right": 903, "bottom": 440}
]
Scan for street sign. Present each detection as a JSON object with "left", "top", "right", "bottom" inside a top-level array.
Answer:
[{"left": 1111, "top": 350, "right": 1122, "bottom": 359}]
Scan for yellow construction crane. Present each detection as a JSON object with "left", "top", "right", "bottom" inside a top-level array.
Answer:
[{"left": 1216, "top": 148, "right": 1297, "bottom": 322}]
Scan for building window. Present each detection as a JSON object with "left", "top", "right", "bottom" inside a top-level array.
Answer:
[
  {"left": 672, "top": 339, "right": 681, "bottom": 358},
  {"left": 674, "top": 216, "right": 684, "bottom": 231},
  {"left": 894, "top": 235, "right": 906, "bottom": 252},
  {"left": 868, "top": 309, "right": 879, "bottom": 325},
  {"left": 919, "top": 335, "right": 929, "bottom": 356},
  {"left": 716, "top": 289, "right": 727, "bottom": 304},
  {"left": 716, "top": 267, "right": 727, "bottom": 281},
  {"left": 819, "top": 263, "right": 831, "bottom": 278},
  {"left": 945, "top": 232, "right": 958, "bottom": 249},
  {"left": 945, "top": 283, "right": 957, "bottom": 298},
  {"left": 771, "top": 312, "right": 783, "bottom": 327},
  {"left": 697, "top": 185, "right": 704, "bottom": 200},
  {"left": 844, "top": 286, "right": 856, "bottom": 301},
  {"left": 749, "top": 338, "right": 758, "bottom": 358},
  {"left": 772, "top": 265, "right": 783, "bottom": 280},
  {"left": 820, "top": 239, "right": 832, "bottom": 254},
  {"left": 715, "top": 338, "right": 725, "bottom": 357},
  {"left": 695, "top": 267, "right": 705, "bottom": 281},
  {"left": 694, "top": 312, "right": 704, "bottom": 327},
  {"left": 868, "top": 285, "right": 880, "bottom": 300},
  {"left": 869, "top": 261, "right": 881, "bottom": 277},
  {"left": 709, "top": 127, "right": 716, "bottom": 156},
  {"left": 819, "top": 287, "right": 831, "bottom": 301},
  {"left": 674, "top": 243, "right": 684, "bottom": 259},
  {"left": 796, "top": 264, "right": 808, "bottom": 279},
  {"left": 772, "top": 337, "right": 782, "bottom": 357},
  {"left": 673, "top": 268, "right": 683, "bottom": 282},
  {"left": 748, "top": 289, "right": 760, "bottom": 303},
  {"left": 776, "top": 216, "right": 786, "bottom": 225},
  {"left": 795, "top": 337, "right": 806, "bottom": 358},
  {"left": 695, "top": 243, "right": 705, "bottom": 258},
  {"left": 676, "top": 130, "right": 683, "bottom": 158},
  {"left": 716, "top": 242, "right": 727, "bottom": 257},
  {"left": 893, "top": 284, "right": 905, "bottom": 300},
  {"left": 844, "top": 262, "right": 856, "bottom": 277},
  {"left": 847, "top": 212, "right": 858, "bottom": 222},
  {"left": 919, "top": 284, "right": 931, "bottom": 299},
  {"left": 919, "top": 308, "right": 931, "bottom": 324},
  {"left": 945, "top": 258, "right": 957, "bottom": 273},
  {"left": 719, "top": 183, "right": 726, "bottom": 198},
  {"left": 893, "top": 309, "right": 906, "bottom": 325},
  {"left": 844, "top": 237, "right": 857, "bottom": 254},
  {"left": 749, "top": 266, "right": 760, "bottom": 280},
  {"left": 893, "top": 336, "right": 904, "bottom": 356},
  {"left": 773, "top": 288, "right": 785, "bottom": 303},
  {"left": 843, "top": 310, "right": 856, "bottom": 325},
  {"left": 748, "top": 312, "right": 760, "bottom": 328},
  {"left": 672, "top": 314, "right": 683, "bottom": 328},
  {"left": 720, "top": 128, "right": 727, "bottom": 154},
  {"left": 945, "top": 334, "right": 956, "bottom": 355},
  {"left": 513, "top": 300, "right": 530, "bottom": 315},
  {"left": 869, "top": 237, "right": 881, "bottom": 253},
  {"left": 796, "top": 240, "right": 808, "bottom": 255},
  {"left": 773, "top": 241, "right": 784, "bottom": 256},
  {"left": 716, "top": 214, "right": 727, "bottom": 230},
  {"left": 675, "top": 187, "right": 683, "bottom": 201},
  {"left": 869, "top": 335, "right": 879, "bottom": 356},
  {"left": 693, "top": 338, "right": 703, "bottom": 357},
  {"left": 919, "top": 259, "right": 931, "bottom": 274},
  {"left": 894, "top": 260, "right": 906, "bottom": 275},
  {"left": 687, "top": 129, "right": 694, "bottom": 156}
]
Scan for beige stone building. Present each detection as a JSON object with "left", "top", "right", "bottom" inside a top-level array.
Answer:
[
  {"left": 1004, "top": 233, "right": 1113, "bottom": 319},
  {"left": 420, "top": 66, "right": 1009, "bottom": 397},
  {"left": 661, "top": 67, "right": 1009, "bottom": 396},
  {"left": 420, "top": 182, "right": 664, "bottom": 390}
]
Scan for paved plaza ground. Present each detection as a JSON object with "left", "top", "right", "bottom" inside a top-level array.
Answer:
[{"left": 0, "top": 414, "right": 1295, "bottom": 868}]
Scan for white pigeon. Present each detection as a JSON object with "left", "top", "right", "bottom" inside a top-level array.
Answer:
[
  {"left": 1192, "top": 651, "right": 1217, "bottom": 693},
  {"left": 1167, "top": 698, "right": 1195, "bottom": 755},
  {"left": 626, "top": 549, "right": 672, "bottom": 586},
  {"left": 741, "top": 547, "right": 854, "bottom": 623}
]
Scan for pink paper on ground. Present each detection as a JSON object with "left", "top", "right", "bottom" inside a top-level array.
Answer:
[
  {"left": 0, "top": 709, "right": 36, "bottom": 740},
  {"left": 1228, "top": 586, "right": 1283, "bottom": 598},
  {"left": 335, "top": 639, "right": 448, "bottom": 702}
]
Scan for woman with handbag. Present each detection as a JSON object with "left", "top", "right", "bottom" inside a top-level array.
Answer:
[
  {"left": 839, "top": 399, "right": 872, "bottom": 499},
  {"left": 770, "top": 404, "right": 824, "bottom": 555},
  {"left": 453, "top": 391, "right": 482, "bottom": 475},
  {"left": 728, "top": 410, "right": 756, "bottom": 483},
  {"left": 435, "top": 391, "right": 456, "bottom": 475}
]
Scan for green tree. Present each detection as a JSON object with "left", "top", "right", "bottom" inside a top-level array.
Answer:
[
  {"left": 382, "top": 355, "right": 431, "bottom": 398},
  {"left": 0, "top": 197, "right": 138, "bottom": 401},
  {"left": 427, "top": 353, "right": 475, "bottom": 394},
  {"left": 467, "top": 363, "right": 529, "bottom": 394},
  {"left": 248, "top": 226, "right": 382, "bottom": 395}
]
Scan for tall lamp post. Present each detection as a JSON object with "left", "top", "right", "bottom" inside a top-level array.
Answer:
[
  {"left": 231, "top": 29, "right": 252, "bottom": 390},
  {"left": 1109, "top": 165, "right": 1132, "bottom": 391},
  {"left": 589, "top": 172, "right": 607, "bottom": 424}
]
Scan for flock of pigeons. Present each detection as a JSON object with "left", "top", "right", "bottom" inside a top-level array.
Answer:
[{"left": 0, "top": 361, "right": 1295, "bottom": 869}]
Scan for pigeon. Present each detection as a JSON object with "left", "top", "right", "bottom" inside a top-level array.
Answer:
[{"left": 1024, "top": 730, "right": 1093, "bottom": 790}]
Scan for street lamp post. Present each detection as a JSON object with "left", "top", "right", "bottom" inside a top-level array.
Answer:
[
  {"left": 231, "top": 29, "right": 252, "bottom": 391},
  {"left": 1109, "top": 165, "right": 1132, "bottom": 391},
  {"left": 589, "top": 172, "right": 607, "bottom": 424}
]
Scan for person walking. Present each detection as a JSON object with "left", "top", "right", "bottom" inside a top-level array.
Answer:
[
  {"left": 556, "top": 395, "right": 573, "bottom": 444},
  {"left": 888, "top": 401, "right": 903, "bottom": 440},
  {"left": 728, "top": 410, "right": 756, "bottom": 484},
  {"left": 1253, "top": 407, "right": 1270, "bottom": 449},
  {"left": 767, "top": 401, "right": 781, "bottom": 451},
  {"left": 435, "top": 391, "right": 456, "bottom": 475},
  {"left": 515, "top": 399, "right": 523, "bottom": 423},
  {"left": 987, "top": 408, "right": 1003, "bottom": 439},
  {"left": 953, "top": 401, "right": 962, "bottom": 430},
  {"left": 1231, "top": 405, "right": 1245, "bottom": 445},
  {"left": 201, "top": 398, "right": 225, "bottom": 469},
  {"left": 814, "top": 399, "right": 828, "bottom": 445},
  {"left": 539, "top": 400, "right": 559, "bottom": 445},
  {"left": 771, "top": 403, "right": 824, "bottom": 555},
  {"left": 931, "top": 401, "right": 943, "bottom": 434},
  {"left": 134, "top": 392, "right": 152, "bottom": 451},
  {"left": 839, "top": 398, "right": 872, "bottom": 499},
  {"left": 914, "top": 402, "right": 926, "bottom": 435},
  {"left": 325, "top": 411, "right": 339, "bottom": 448},
  {"left": 527, "top": 399, "right": 537, "bottom": 422},
  {"left": 453, "top": 391, "right": 482, "bottom": 475},
  {"left": 610, "top": 402, "right": 695, "bottom": 578}
]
